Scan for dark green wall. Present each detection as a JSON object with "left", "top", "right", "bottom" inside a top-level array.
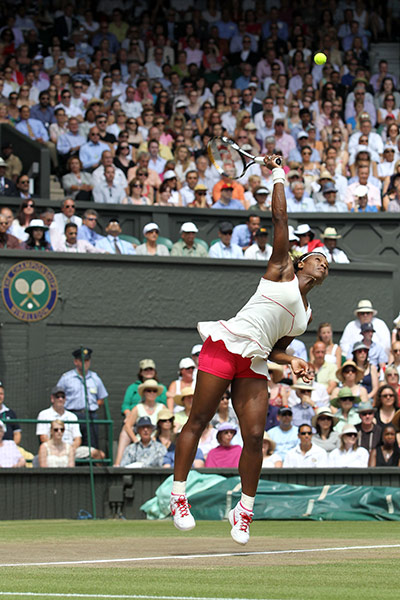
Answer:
[{"left": 0, "top": 251, "right": 398, "bottom": 453}]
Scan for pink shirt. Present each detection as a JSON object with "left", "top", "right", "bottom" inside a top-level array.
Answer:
[{"left": 205, "top": 444, "right": 242, "bottom": 468}]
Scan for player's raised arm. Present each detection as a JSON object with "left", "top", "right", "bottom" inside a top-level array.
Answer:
[{"left": 263, "top": 155, "right": 294, "bottom": 282}]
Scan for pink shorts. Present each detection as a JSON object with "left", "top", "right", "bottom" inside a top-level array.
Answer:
[{"left": 198, "top": 337, "right": 266, "bottom": 380}]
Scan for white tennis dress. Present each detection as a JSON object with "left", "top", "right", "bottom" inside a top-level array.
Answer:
[{"left": 198, "top": 276, "right": 311, "bottom": 378}]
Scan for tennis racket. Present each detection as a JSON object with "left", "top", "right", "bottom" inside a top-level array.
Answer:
[{"left": 207, "top": 136, "right": 281, "bottom": 180}]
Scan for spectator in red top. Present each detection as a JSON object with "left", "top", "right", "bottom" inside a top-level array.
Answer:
[{"left": 293, "top": 224, "right": 324, "bottom": 253}]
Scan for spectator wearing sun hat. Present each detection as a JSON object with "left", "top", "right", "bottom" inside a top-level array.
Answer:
[
  {"left": 205, "top": 422, "right": 242, "bottom": 468},
  {"left": 170, "top": 222, "right": 208, "bottom": 258},
  {"left": 167, "top": 357, "right": 196, "bottom": 412},
  {"left": 292, "top": 224, "right": 324, "bottom": 253},
  {"left": 329, "top": 424, "right": 369, "bottom": 467},
  {"left": 173, "top": 386, "right": 195, "bottom": 432},
  {"left": 120, "top": 416, "right": 167, "bottom": 468},
  {"left": 136, "top": 222, "right": 169, "bottom": 256},
  {"left": 209, "top": 221, "right": 243, "bottom": 259},
  {"left": 320, "top": 227, "right": 350, "bottom": 264},
  {"left": 249, "top": 186, "right": 271, "bottom": 212},
  {"left": 315, "top": 183, "right": 348, "bottom": 213},
  {"left": 339, "top": 300, "right": 391, "bottom": 358}
]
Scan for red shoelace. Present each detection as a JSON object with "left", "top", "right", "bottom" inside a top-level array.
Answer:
[
  {"left": 238, "top": 511, "right": 253, "bottom": 531},
  {"left": 173, "top": 496, "right": 192, "bottom": 517}
]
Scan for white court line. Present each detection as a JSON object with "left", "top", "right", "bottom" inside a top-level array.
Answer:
[
  {"left": 0, "top": 595, "right": 289, "bottom": 600},
  {"left": 0, "top": 543, "right": 399, "bottom": 568}
]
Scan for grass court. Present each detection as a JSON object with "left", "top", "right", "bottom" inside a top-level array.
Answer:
[{"left": 0, "top": 519, "right": 399, "bottom": 600}]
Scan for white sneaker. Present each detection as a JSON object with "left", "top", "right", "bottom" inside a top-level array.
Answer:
[
  {"left": 170, "top": 494, "right": 196, "bottom": 531},
  {"left": 228, "top": 502, "right": 253, "bottom": 545}
]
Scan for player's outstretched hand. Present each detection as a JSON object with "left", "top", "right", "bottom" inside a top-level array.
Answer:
[
  {"left": 264, "top": 155, "right": 282, "bottom": 170},
  {"left": 290, "top": 358, "right": 315, "bottom": 383}
]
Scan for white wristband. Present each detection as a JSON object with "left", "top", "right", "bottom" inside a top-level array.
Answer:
[{"left": 272, "top": 167, "right": 286, "bottom": 185}]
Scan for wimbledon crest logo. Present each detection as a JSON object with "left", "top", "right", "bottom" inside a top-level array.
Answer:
[{"left": 2, "top": 260, "right": 58, "bottom": 322}]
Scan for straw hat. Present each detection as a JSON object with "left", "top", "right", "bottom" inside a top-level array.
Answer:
[
  {"left": 173, "top": 386, "right": 195, "bottom": 406},
  {"left": 330, "top": 385, "right": 362, "bottom": 408},
  {"left": 263, "top": 431, "right": 276, "bottom": 451},
  {"left": 354, "top": 299, "right": 377, "bottom": 317},
  {"left": 311, "top": 407, "right": 339, "bottom": 428},
  {"left": 336, "top": 360, "right": 364, "bottom": 383},
  {"left": 137, "top": 379, "right": 164, "bottom": 397},
  {"left": 339, "top": 424, "right": 358, "bottom": 437}
]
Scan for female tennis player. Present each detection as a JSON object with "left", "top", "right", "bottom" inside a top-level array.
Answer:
[{"left": 170, "top": 155, "right": 329, "bottom": 544}]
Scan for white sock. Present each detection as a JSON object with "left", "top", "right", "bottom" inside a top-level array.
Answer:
[
  {"left": 172, "top": 481, "right": 186, "bottom": 496},
  {"left": 240, "top": 493, "right": 255, "bottom": 512}
]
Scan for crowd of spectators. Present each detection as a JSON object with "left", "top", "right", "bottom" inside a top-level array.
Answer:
[
  {"left": 1, "top": 305, "right": 400, "bottom": 469},
  {"left": 0, "top": 0, "right": 399, "bottom": 228}
]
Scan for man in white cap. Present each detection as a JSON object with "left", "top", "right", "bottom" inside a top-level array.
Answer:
[
  {"left": 350, "top": 184, "right": 378, "bottom": 213},
  {"left": 320, "top": 227, "right": 350, "bottom": 263},
  {"left": 345, "top": 164, "right": 381, "bottom": 211},
  {"left": 170, "top": 222, "right": 208, "bottom": 257},
  {"left": 339, "top": 299, "right": 391, "bottom": 357}
]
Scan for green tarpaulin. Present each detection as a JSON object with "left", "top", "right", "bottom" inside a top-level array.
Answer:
[{"left": 141, "top": 472, "right": 400, "bottom": 521}]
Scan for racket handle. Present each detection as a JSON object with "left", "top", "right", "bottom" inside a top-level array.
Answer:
[
  {"left": 255, "top": 156, "right": 282, "bottom": 166},
  {"left": 276, "top": 158, "right": 282, "bottom": 166}
]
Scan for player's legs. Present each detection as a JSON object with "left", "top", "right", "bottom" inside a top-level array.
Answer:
[
  {"left": 174, "top": 370, "right": 231, "bottom": 481},
  {"left": 229, "top": 376, "right": 269, "bottom": 544}
]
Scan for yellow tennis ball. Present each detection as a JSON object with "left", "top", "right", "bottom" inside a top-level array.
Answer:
[{"left": 314, "top": 52, "right": 327, "bottom": 65}]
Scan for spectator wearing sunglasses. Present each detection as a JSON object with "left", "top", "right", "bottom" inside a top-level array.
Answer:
[
  {"left": 329, "top": 424, "right": 369, "bottom": 467},
  {"left": 52, "top": 198, "right": 82, "bottom": 234},
  {"left": 355, "top": 401, "right": 382, "bottom": 453},
  {"left": 283, "top": 423, "right": 328, "bottom": 468},
  {"left": 38, "top": 419, "right": 75, "bottom": 468}
]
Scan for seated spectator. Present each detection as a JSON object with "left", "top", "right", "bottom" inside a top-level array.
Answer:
[
  {"left": 355, "top": 401, "right": 382, "bottom": 453},
  {"left": 52, "top": 223, "right": 100, "bottom": 253},
  {"left": 209, "top": 221, "right": 243, "bottom": 260},
  {"left": 211, "top": 182, "right": 246, "bottom": 210},
  {"left": 121, "top": 359, "right": 167, "bottom": 421},
  {"left": 268, "top": 407, "right": 299, "bottom": 460},
  {"left": 351, "top": 341, "right": 379, "bottom": 400},
  {"left": 187, "top": 183, "right": 210, "bottom": 208},
  {"left": 312, "top": 408, "right": 340, "bottom": 453},
  {"left": 212, "top": 173, "right": 245, "bottom": 206},
  {"left": 329, "top": 424, "right": 369, "bottom": 467},
  {"left": 93, "top": 165, "right": 126, "bottom": 204},
  {"left": 136, "top": 223, "right": 169, "bottom": 256},
  {"left": 244, "top": 227, "right": 272, "bottom": 261},
  {"left": 53, "top": 198, "right": 82, "bottom": 234},
  {"left": 21, "top": 219, "right": 52, "bottom": 251},
  {"left": 36, "top": 386, "right": 104, "bottom": 461},
  {"left": 0, "top": 420, "right": 25, "bottom": 468},
  {"left": 12, "top": 199, "right": 37, "bottom": 242},
  {"left": 0, "top": 213, "right": 20, "bottom": 249},
  {"left": 331, "top": 386, "right": 363, "bottom": 432},
  {"left": 167, "top": 357, "right": 196, "bottom": 412},
  {"left": 320, "top": 227, "right": 350, "bottom": 264},
  {"left": 369, "top": 424, "right": 400, "bottom": 467},
  {"left": 290, "top": 381, "right": 317, "bottom": 427},
  {"left": 1, "top": 142, "right": 22, "bottom": 182},
  {"left": 205, "top": 423, "right": 242, "bottom": 468},
  {"left": 170, "top": 222, "right": 208, "bottom": 258},
  {"left": 77, "top": 209, "right": 104, "bottom": 245},
  {"left": 267, "top": 362, "right": 290, "bottom": 408},
  {"left": 95, "top": 218, "right": 136, "bottom": 255},
  {"left": 15, "top": 105, "right": 49, "bottom": 144},
  {"left": 310, "top": 322, "right": 342, "bottom": 368},
  {"left": 384, "top": 369, "right": 400, "bottom": 406},
  {"left": 231, "top": 215, "right": 260, "bottom": 251},
  {"left": 79, "top": 127, "right": 109, "bottom": 171},
  {"left": 163, "top": 438, "right": 205, "bottom": 469},
  {"left": 180, "top": 170, "right": 200, "bottom": 207},
  {"left": 315, "top": 183, "right": 348, "bottom": 213},
  {"left": 350, "top": 184, "right": 379, "bottom": 213},
  {"left": 292, "top": 224, "right": 324, "bottom": 253},
  {"left": 120, "top": 416, "right": 167, "bottom": 468},
  {"left": 210, "top": 390, "right": 238, "bottom": 429},
  {"left": 92, "top": 150, "right": 128, "bottom": 189},
  {"left": 173, "top": 387, "right": 195, "bottom": 433},
  {"left": 385, "top": 173, "right": 400, "bottom": 212},
  {"left": 262, "top": 432, "right": 282, "bottom": 467},
  {"left": 155, "top": 409, "right": 176, "bottom": 455},
  {"left": 0, "top": 384, "right": 21, "bottom": 446},
  {"left": 248, "top": 186, "right": 271, "bottom": 212},
  {"left": 49, "top": 108, "right": 68, "bottom": 146},
  {"left": 345, "top": 164, "right": 382, "bottom": 211},
  {"left": 123, "top": 178, "right": 151, "bottom": 205},
  {"left": 339, "top": 299, "right": 391, "bottom": 358},
  {"left": 287, "top": 181, "right": 316, "bottom": 212},
  {"left": 38, "top": 419, "right": 75, "bottom": 468},
  {"left": 283, "top": 423, "right": 328, "bottom": 468},
  {"left": 61, "top": 157, "right": 93, "bottom": 200},
  {"left": 56, "top": 116, "right": 86, "bottom": 166},
  {"left": 113, "top": 142, "right": 135, "bottom": 177},
  {"left": 0, "top": 157, "right": 18, "bottom": 196}
]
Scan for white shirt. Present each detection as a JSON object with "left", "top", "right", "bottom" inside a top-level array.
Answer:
[
  {"left": 348, "top": 131, "right": 384, "bottom": 156},
  {"left": 53, "top": 213, "right": 82, "bottom": 234},
  {"left": 121, "top": 100, "right": 143, "bottom": 119},
  {"left": 55, "top": 102, "right": 84, "bottom": 119},
  {"left": 320, "top": 245, "right": 350, "bottom": 264},
  {"left": 92, "top": 165, "right": 127, "bottom": 188},
  {"left": 283, "top": 443, "right": 328, "bottom": 468},
  {"left": 35, "top": 406, "right": 81, "bottom": 444},
  {"left": 339, "top": 316, "right": 391, "bottom": 357},
  {"left": 244, "top": 243, "right": 273, "bottom": 261},
  {"left": 329, "top": 446, "right": 369, "bottom": 468}
]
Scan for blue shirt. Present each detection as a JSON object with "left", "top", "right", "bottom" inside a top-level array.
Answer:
[
  {"left": 29, "top": 104, "right": 55, "bottom": 129},
  {"left": 215, "top": 20, "right": 239, "bottom": 39},
  {"left": 287, "top": 196, "right": 316, "bottom": 212},
  {"left": 350, "top": 206, "right": 378, "bottom": 213},
  {"left": 79, "top": 140, "right": 109, "bottom": 169},
  {"left": 231, "top": 223, "right": 252, "bottom": 248},
  {"left": 92, "top": 32, "right": 119, "bottom": 54},
  {"left": 95, "top": 235, "right": 136, "bottom": 255},
  {"left": 57, "top": 132, "right": 86, "bottom": 155},
  {"left": 77, "top": 224, "right": 104, "bottom": 245},
  {"left": 15, "top": 118, "right": 49, "bottom": 142},
  {"left": 56, "top": 368, "right": 108, "bottom": 411},
  {"left": 268, "top": 425, "right": 299, "bottom": 459},
  {"left": 208, "top": 240, "right": 243, "bottom": 259},
  {"left": 211, "top": 199, "right": 245, "bottom": 210}
]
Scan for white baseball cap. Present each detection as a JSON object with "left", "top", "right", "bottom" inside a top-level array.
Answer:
[
  {"left": 163, "top": 170, "right": 177, "bottom": 180},
  {"left": 179, "top": 357, "right": 196, "bottom": 369},
  {"left": 191, "top": 344, "right": 203, "bottom": 355},
  {"left": 143, "top": 222, "right": 159, "bottom": 235},
  {"left": 180, "top": 222, "right": 198, "bottom": 233},
  {"left": 354, "top": 185, "right": 369, "bottom": 197}
]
